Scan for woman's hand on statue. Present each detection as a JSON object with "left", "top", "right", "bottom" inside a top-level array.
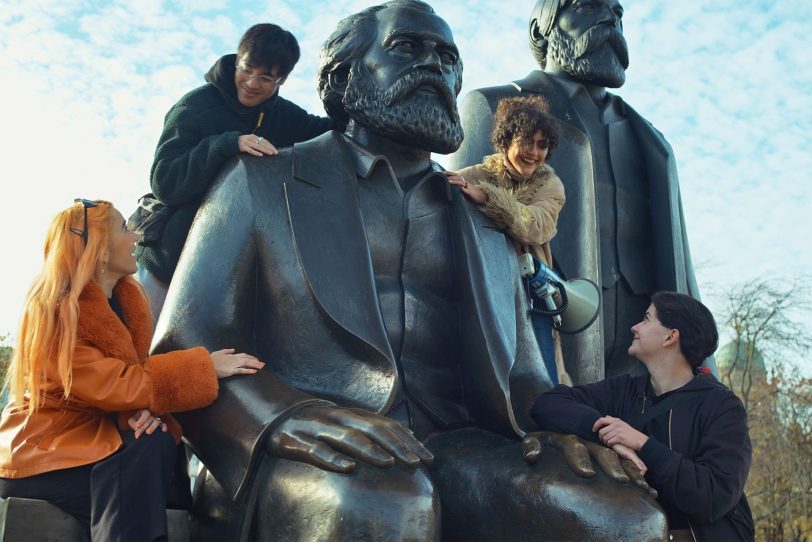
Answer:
[
  {"left": 267, "top": 406, "right": 434, "bottom": 473},
  {"left": 445, "top": 171, "right": 488, "bottom": 204},
  {"left": 611, "top": 443, "right": 648, "bottom": 475},
  {"left": 238, "top": 134, "right": 279, "bottom": 157},
  {"left": 593, "top": 416, "right": 649, "bottom": 451},
  {"left": 129, "top": 408, "right": 167, "bottom": 438},
  {"left": 210, "top": 348, "right": 265, "bottom": 379}
]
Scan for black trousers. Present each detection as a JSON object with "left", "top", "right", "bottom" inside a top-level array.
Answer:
[{"left": 0, "top": 429, "right": 177, "bottom": 541}]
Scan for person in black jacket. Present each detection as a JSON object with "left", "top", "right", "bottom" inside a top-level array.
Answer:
[
  {"left": 531, "top": 291, "right": 754, "bottom": 541},
  {"left": 136, "top": 23, "right": 334, "bottom": 319}
]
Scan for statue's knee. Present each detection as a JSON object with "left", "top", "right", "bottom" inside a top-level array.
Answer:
[{"left": 257, "top": 460, "right": 439, "bottom": 541}]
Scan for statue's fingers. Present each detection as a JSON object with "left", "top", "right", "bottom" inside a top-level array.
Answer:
[
  {"left": 342, "top": 409, "right": 432, "bottom": 466},
  {"left": 269, "top": 432, "right": 356, "bottom": 473},
  {"left": 318, "top": 427, "right": 396, "bottom": 468},
  {"left": 621, "top": 459, "right": 658, "bottom": 498},
  {"left": 586, "top": 441, "right": 630, "bottom": 483},
  {"left": 549, "top": 433, "right": 595, "bottom": 478},
  {"left": 521, "top": 435, "right": 543, "bottom": 465},
  {"left": 384, "top": 422, "right": 434, "bottom": 466}
]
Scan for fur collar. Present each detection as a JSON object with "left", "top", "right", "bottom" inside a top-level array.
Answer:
[
  {"left": 481, "top": 153, "right": 554, "bottom": 190},
  {"left": 76, "top": 279, "right": 152, "bottom": 364}
]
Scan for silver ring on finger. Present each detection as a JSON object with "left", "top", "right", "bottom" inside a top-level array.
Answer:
[
  {"left": 154, "top": 417, "right": 162, "bottom": 423},
  {"left": 255, "top": 136, "right": 263, "bottom": 145}
]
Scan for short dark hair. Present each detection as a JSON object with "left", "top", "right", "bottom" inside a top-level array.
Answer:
[
  {"left": 491, "top": 96, "right": 561, "bottom": 158},
  {"left": 317, "top": 0, "right": 462, "bottom": 125},
  {"left": 238, "top": 24, "right": 300, "bottom": 77},
  {"left": 651, "top": 291, "right": 718, "bottom": 368}
]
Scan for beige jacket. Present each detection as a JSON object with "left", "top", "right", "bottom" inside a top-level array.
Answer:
[
  {"left": 458, "top": 154, "right": 565, "bottom": 267},
  {"left": 458, "top": 154, "right": 571, "bottom": 385}
]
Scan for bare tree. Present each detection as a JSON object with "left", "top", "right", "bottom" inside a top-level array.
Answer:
[{"left": 718, "top": 278, "right": 812, "bottom": 541}]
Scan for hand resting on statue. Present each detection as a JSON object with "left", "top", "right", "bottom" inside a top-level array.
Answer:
[
  {"left": 521, "top": 431, "right": 657, "bottom": 498},
  {"left": 267, "top": 406, "right": 434, "bottom": 473},
  {"left": 268, "top": 406, "right": 434, "bottom": 473},
  {"left": 444, "top": 171, "right": 488, "bottom": 205},
  {"left": 210, "top": 348, "right": 265, "bottom": 378}
]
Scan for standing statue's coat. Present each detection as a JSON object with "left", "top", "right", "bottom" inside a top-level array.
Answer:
[{"left": 450, "top": 70, "right": 702, "bottom": 383}]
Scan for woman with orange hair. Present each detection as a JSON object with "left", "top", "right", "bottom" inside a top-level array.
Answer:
[{"left": 0, "top": 199, "right": 263, "bottom": 541}]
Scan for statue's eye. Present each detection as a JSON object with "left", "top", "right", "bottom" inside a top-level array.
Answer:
[
  {"left": 391, "top": 40, "right": 416, "bottom": 53},
  {"left": 439, "top": 49, "right": 458, "bottom": 65}
]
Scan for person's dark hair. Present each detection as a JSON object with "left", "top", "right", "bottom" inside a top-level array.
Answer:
[
  {"left": 238, "top": 23, "right": 300, "bottom": 77},
  {"left": 317, "top": 0, "right": 463, "bottom": 126},
  {"left": 491, "top": 95, "right": 561, "bottom": 158},
  {"left": 651, "top": 291, "right": 718, "bottom": 368}
]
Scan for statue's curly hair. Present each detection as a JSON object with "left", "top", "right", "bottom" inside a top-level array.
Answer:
[{"left": 491, "top": 95, "right": 561, "bottom": 157}]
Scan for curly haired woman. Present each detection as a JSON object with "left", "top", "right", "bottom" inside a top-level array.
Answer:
[
  {"left": 446, "top": 95, "right": 570, "bottom": 385},
  {"left": 0, "top": 199, "right": 263, "bottom": 541}
]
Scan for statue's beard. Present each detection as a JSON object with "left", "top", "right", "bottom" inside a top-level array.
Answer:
[
  {"left": 342, "top": 62, "right": 463, "bottom": 154},
  {"left": 547, "top": 25, "right": 629, "bottom": 88}
]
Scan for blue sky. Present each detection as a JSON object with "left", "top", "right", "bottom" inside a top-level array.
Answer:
[{"left": 1, "top": 1, "right": 810, "bottom": 372}]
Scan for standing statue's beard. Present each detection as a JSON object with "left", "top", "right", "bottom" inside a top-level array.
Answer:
[
  {"left": 342, "top": 62, "right": 464, "bottom": 154},
  {"left": 547, "top": 25, "right": 629, "bottom": 88}
]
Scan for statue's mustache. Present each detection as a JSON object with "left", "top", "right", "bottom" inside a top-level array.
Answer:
[
  {"left": 575, "top": 25, "right": 629, "bottom": 68},
  {"left": 383, "top": 70, "right": 457, "bottom": 119}
]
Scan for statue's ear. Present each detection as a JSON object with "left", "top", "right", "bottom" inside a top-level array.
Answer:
[
  {"left": 328, "top": 66, "right": 350, "bottom": 97},
  {"left": 529, "top": 19, "right": 546, "bottom": 49}
]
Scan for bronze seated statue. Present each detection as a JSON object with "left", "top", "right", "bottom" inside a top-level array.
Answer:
[{"left": 154, "top": 1, "right": 667, "bottom": 540}]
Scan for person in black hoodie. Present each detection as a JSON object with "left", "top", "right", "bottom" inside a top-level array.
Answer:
[
  {"left": 136, "top": 23, "right": 334, "bottom": 319},
  {"left": 530, "top": 291, "right": 754, "bottom": 542}
]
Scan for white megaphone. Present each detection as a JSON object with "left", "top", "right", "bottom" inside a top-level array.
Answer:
[{"left": 523, "top": 257, "right": 601, "bottom": 334}]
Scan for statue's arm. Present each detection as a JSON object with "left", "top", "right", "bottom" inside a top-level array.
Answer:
[{"left": 152, "top": 158, "right": 329, "bottom": 500}]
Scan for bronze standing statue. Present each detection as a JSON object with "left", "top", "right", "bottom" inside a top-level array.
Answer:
[
  {"left": 449, "top": 0, "right": 705, "bottom": 384},
  {"left": 154, "top": 1, "right": 667, "bottom": 539}
]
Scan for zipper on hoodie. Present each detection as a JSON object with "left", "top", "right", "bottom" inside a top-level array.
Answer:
[
  {"left": 667, "top": 408, "right": 698, "bottom": 542},
  {"left": 252, "top": 111, "right": 265, "bottom": 134}
]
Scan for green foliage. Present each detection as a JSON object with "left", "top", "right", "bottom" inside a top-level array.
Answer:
[{"left": 0, "top": 333, "right": 12, "bottom": 406}]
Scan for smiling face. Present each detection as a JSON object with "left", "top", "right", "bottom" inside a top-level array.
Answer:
[
  {"left": 105, "top": 207, "right": 139, "bottom": 277},
  {"left": 341, "top": 5, "right": 464, "bottom": 153},
  {"left": 233, "top": 52, "right": 285, "bottom": 107},
  {"left": 628, "top": 304, "right": 674, "bottom": 362},
  {"left": 506, "top": 130, "right": 549, "bottom": 178}
]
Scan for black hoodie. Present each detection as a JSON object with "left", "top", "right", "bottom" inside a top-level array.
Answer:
[
  {"left": 531, "top": 373, "right": 754, "bottom": 541},
  {"left": 138, "top": 54, "right": 334, "bottom": 283}
]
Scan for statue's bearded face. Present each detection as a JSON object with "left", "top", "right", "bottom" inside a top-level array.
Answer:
[
  {"left": 341, "top": 7, "right": 464, "bottom": 154},
  {"left": 547, "top": 0, "right": 629, "bottom": 88}
]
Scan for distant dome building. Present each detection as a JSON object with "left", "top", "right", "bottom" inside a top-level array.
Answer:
[{"left": 715, "top": 340, "right": 768, "bottom": 388}]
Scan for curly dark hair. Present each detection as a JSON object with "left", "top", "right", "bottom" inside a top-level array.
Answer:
[{"left": 491, "top": 95, "right": 561, "bottom": 158}]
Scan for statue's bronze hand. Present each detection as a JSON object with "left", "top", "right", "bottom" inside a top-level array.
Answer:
[
  {"left": 521, "top": 431, "right": 657, "bottom": 497},
  {"left": 267, "top": 406, "right": 433, "bottom": 473}
]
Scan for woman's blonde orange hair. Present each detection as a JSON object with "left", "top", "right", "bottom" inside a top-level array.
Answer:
[{"left": 7, "top": 200, "right": 114, "bottom": 411}]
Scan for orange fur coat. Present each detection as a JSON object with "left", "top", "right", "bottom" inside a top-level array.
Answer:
[{"left": 0, "top": 279, "right": 218, "bottom": 478}]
